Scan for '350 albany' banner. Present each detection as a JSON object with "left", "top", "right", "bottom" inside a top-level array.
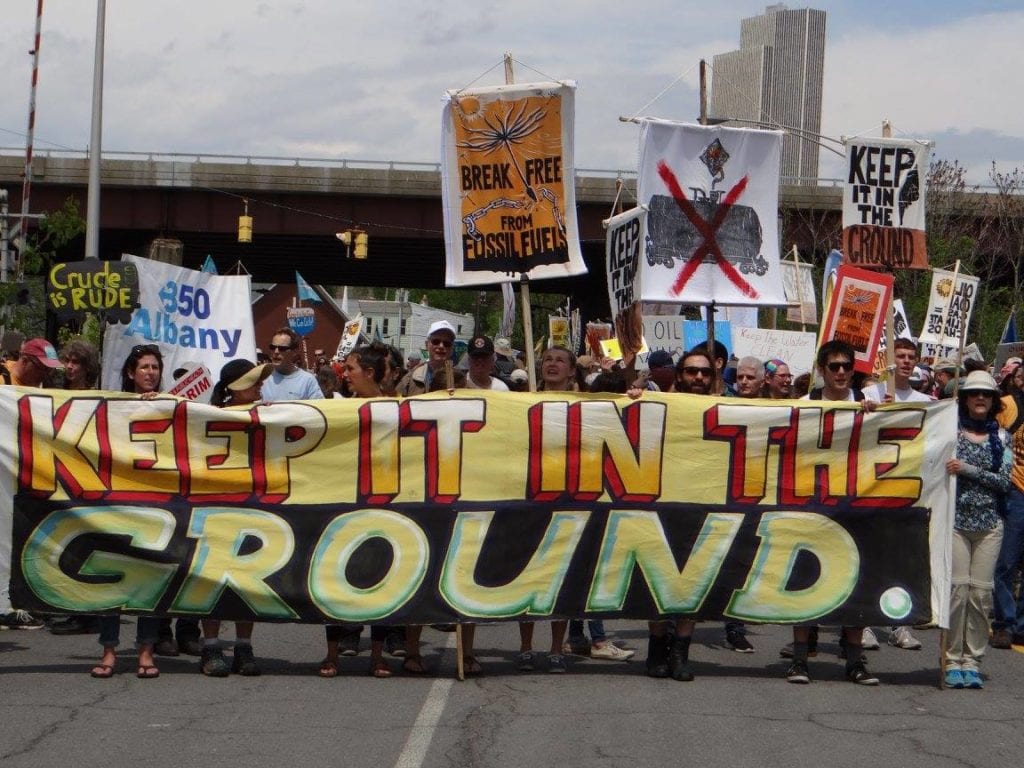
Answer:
[
  {"left": 1, "top": 389, "right": 954, "bottom": 628},
  {"left": 441, "top": 81, "right": 586, "bottom": 287}
]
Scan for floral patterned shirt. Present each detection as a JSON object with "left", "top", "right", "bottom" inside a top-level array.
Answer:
[{"left": 955, "top": 429, "right": 1012, "bottom": 532}]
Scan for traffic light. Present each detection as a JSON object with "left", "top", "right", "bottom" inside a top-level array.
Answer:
[
  {"left": 336, "top": 230, "right": 368, "bottom": 259},
  {"left": 354, "top": 231, "right": 368, "bottom": 259},
  {"left": 238, "top": 199, "right": 252, "bottom": 243}
]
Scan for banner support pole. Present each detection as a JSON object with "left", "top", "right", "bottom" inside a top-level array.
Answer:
[{"left": 456, "top": 624, "right": 465, "bottom": 681}]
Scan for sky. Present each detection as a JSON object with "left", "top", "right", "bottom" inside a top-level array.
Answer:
[{"left": 0, "top": 1, "right": 1021, "bottom": 186}]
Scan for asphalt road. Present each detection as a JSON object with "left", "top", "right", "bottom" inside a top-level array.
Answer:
[{"left": 1, "top": 620, "right": 1022, "bottom": 768}]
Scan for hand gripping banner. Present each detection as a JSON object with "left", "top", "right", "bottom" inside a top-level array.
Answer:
[{"left": 1, "top": 389, "right": 953, "bottom": 628}]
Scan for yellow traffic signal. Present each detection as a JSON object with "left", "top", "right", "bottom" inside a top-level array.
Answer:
[
  {"left": 238, "top": 199, "right": 252, "bottom": 243},
  {"left": 354, "top": 231, "right": 368, "bottom": 259},
  {"left": 336, "top": 230, "right": 368, "bottom": 258}
]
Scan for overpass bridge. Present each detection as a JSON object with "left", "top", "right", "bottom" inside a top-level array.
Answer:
[{"left": 0, "top": 148, "right": 842, "bottom": 303}]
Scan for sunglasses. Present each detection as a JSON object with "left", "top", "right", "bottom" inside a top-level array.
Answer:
[
  {"left": 826, "top": 361, "right": 853, "bottom": 373},
  {"left": 683, "top": 366, "right": 713, "bottom": 377},
  {"left": 428, "top": 338, "right": 452, "bottom": 348},
  {"left": 965, "top": 390, "right": 994, "bottom": 398},
  {"left": 132, "top": 344, "right": 161, "bottom": 356},
  {"left": 268, "top": 343, "right": 294, "bottom": 352}
]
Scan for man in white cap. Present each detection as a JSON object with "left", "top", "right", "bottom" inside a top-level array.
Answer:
[{"left": 398, "top": 320, "right": 456, "bottom": 396}]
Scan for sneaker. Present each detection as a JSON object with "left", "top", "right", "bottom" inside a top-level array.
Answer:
[
  {"left": 646, "top": 634, "right": 671, "bottom": 678},
  {"left": 517, "top": 651, "right": 536, "bottom": 672},
  {"left": 548, "top": 653, "right": 567, "bottom": 673},
  {"left": 786, "top": 660, "right": 811, "bottom": 684},
  {"left": 847, "top": 663, "right": 880, "bottom": 685},
  {"left": 178, "top": 637, "right": 204, "bottom": 656},
  {"left": 990, "top": 629, "right": 1012, "bottom": 649},
  {"left": 339, "top": 631, "right": 361, "bottom": 657},
  {"left": 726, "top": 630, "right": 755, "bottom": 653},
  {"left": 888, "top": 626, "right": 922, "bottom": 650},
  {"left": 944, "top": 668, "right": 965, "bottom": 689},
  {"left": 153, "top": 637, "right": 180, "bottom": 657},
  {"left": 561, "top": 641, "right": 591, "bottom": 657},
  {"left": 962, "top": 669, "right": 983, "bottom": 689},
  {"left": 861, "top": 627, "right": 880, "bottom": 650},
  {"left": 0, "top": 609, "right": 45, "bottom": 630},
  {"left": 590, "top": 642, "right": 635, "bottom": 661},
  {"left": 200, "top": 646, "right": 230, "bottom": 677},
  {"left": 384, "top": 631, "right": 407, "bottom": 658},
  {"left": 231, "top": 644, "right": 260, "bottom": 676}
]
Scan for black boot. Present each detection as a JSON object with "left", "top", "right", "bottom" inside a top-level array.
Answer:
[
  {"left": 646, "top": 633, "right": 671, "bottom": 678},
  {"left": 669, "top": 636, "right": 694, "bottom": 681}
]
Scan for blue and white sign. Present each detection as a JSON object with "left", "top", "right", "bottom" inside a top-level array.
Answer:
[{"left": 287, "top": 306, "right": 316, "bottom": 337}]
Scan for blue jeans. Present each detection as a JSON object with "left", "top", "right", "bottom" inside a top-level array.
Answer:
[
  {"left": 568, "top": 620, "right": 607, "bottom": 645},
  {"left": 98, "top": 615, "right": 161, "bottom": 648},
  {"left": 993, "top": 487, "right": 1024, "bottom": 636}
]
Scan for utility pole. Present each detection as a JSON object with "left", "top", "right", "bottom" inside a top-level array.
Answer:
[
  {"left": 1, "top": 189, "right": 11, "bottom": 283},
  {"left": 85, "top": 0, "right": 106, "bottom": 259}
]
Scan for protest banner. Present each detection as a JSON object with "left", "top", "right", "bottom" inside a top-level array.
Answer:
[
  {"left": 730, "top": 326, "right": 817, "bottom": 376},
  {"left": 871, "top": 299, "right": 914, "bottom": 379},
  {"left": 642, "top": 316, "right": 685, "bottom": 362},
  {"left": 995, "top": 342, "right": 1024, "bottom": 372},
  {"left": 842, "top": 137, "right": 930, "bottom": 269},
  {"left": 637, "top": 120, "right": 785, "bottom": 306},
  {"left": 605, "top": 207, "right": 646, "bottom": 355},
  {"left": 820, "top": 265, "right": 894, "bottom": 374},
  {"left": 918, "top": 268, "right": 980, "bottom": 350},
  {"left": 47, "top": 260, "right": 140, "bottom": 324},
  {"left": 440, "top": 81, "right": 585, "bottom": 287},
  {"left": 780, "top": 258, "right": 816, "bottom": 325},
  {"left": 683, "top": 320, "right": 732, "bottom": 359},
  {"left": 167, "top": 362, "right": 214, "bottom": 404},
  {"left": 335, "top": 315, "right": 364, "bottom": 360},
  {"left": 100, "top": 255, "right": 257, "bottom": 392},
  {"left": 1, "top": 388, "right": 952, "bottom": 628},
  {"left": 549, "top": 316, "right": 570, "bottom": 349}
]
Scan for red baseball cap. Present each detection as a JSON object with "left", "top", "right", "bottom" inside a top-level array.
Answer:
[{"left": 21, "top": 338, "right": 63, "bottom": 368}]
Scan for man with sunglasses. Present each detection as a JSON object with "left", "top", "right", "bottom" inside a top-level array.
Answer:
[
  {"left": 397, "top": 320, "right": 457, "bottom": 396},
  {"left": 260, "top": 327, "right": 323, "bottom": 402},
  {"left": 785, "top": 339, "right": 880, "bottom": 685}
]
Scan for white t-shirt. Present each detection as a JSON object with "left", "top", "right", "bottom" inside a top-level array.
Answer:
[
  {"left": 466, "top": 375, "right": 509, "bottom": 391},
  {"left": 863, "top": 382, "right": 932, "bottom": 403}
]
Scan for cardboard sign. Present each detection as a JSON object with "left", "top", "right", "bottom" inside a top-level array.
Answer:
[
  {"left": 781, "top": 259, "right": 817, "bottom": 325},
  {"left": 918, "top": 269, "right": 979, "bottom": 349},
  {"left": 731, "top": 326, "right": 817, "bottom": 377}
]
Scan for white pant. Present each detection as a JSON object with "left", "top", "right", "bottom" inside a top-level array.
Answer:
[{"left": 947, "top": 523, "right": 1003, "bottom": 671}]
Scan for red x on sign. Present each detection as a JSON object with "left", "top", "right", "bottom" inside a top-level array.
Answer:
[{"left": 656, "top": 160, "right": 759, "bottom": 299}]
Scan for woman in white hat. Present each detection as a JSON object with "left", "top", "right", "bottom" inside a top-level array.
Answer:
[{"left": 945, "top": 370, "right": 1012, "bottom": 688}]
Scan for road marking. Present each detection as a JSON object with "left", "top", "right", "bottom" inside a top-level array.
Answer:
[{"left": 393, "top": 633, "right": 457, "bottom": 768}]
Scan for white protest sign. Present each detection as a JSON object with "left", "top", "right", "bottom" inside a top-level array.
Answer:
[
  {"left": 641, "top": 316, "right": 685, "bottom": 361},
  {"left": 101, "top": 255, "right": 256, "bottom": 392},
  {"left": 781, "top": 259, "right": 817, "bottom": 324},
  {"left": 167, "top": 362, "right": 214, "bottom": 403},
  {"left": 606, "top": 207, "right": 646, "bottom": 354},
  {"left": 335, "top": 315, "right": 365, "bottom": 360},
  {"left": 731, "top": 326, "right": 817, "bottom": 377},
  {"left": 918, "top": 268, "right": 979, "bottom": 348}
]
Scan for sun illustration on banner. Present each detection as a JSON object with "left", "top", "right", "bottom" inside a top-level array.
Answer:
[
  {"left": 843, "top": 285, "right": 877, "bottom": 306},
  {"left": 879, "top": 586, "right": 913, "bottom": 620},
  {"left": 936, "top": 278, "right": 953, "bottom": 298}
]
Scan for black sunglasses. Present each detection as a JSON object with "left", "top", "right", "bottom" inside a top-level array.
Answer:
[
  {"left": 683, "top": 366, "right": 713, "bottom": 377},
  {"left": 132, "top": 344, "right": 161, "bottom": 356},
  {"left": 826, "top": 360, "right": 853, "bottom": 373},
  {"left": 268, "top": 343, "right": 294, "bottom": 352},
  {"left": 428, "top": 338, "right": 452, "bottom": 347}
]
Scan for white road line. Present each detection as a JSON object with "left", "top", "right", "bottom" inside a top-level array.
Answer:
[{"left": 393, "top": 633, "right": 457, "bottom": 768}]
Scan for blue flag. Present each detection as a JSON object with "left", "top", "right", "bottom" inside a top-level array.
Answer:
[
  {"left": 200, "top": 255, "right": 218, "bottom": 274},
  {"left": 295, "top": 272, "right": 321, "bottom": 304},
  {"left": 1002, "top": 309, "right": 1018, "bottom": 344}
]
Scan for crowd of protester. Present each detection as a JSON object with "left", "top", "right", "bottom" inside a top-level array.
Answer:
[{"left": 2, "top": 326, "right": 1022, "bottom": 689}]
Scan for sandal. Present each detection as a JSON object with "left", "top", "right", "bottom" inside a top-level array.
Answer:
[
  {"left": 90, "top": 664, "right": 115, "bottom": 679},
  {"left": 318, "top": 659, "right": 338, "bottom": 678},
  {"left": 136, "top": 665, "right": 160, "bottom": 679},
  {"left": 402, "top": 655, "right": 429, "bottom": 675},
  {"left": 370, "top": 659, "right": 393, "bottom": 678},
  {"left": 463, "top": 655, "right": 483, "bottom": 676}
]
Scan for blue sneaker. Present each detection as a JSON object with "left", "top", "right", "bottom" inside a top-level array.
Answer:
[
  {"left": 944, "top": 668, "right": 965, "bottom": 689},
  {"left": 962, "top": 669, "right": 983, "bottom": 689}
]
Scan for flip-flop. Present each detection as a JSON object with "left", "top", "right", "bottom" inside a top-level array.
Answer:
[
  {"left": 136, "top": 665, "right": 160, "bottom": 679},
  {"left": 370, "top": 660, "right": 392, "bottom": 678},
  {"left": 90, "top": 664, "right": 115, "bottom": 679},
  {"left": 318, "top": 659, "right": 338, "bottom": 678}
]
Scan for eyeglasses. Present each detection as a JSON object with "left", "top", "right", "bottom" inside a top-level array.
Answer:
[
  {"left": 770, "top": 373, "right": 793, "bottom": 381},
  {"left": 683, "top": 366, "right": 713, "bottom": 377},
  {"left": 826, "top": 360, "right": 853, "bottom": 373},
  {"left": 268, "top": 344, "right": 294, "bottom": 352},
  {"left": 428, "top": 338, "right": 452, "bottom": 348}
]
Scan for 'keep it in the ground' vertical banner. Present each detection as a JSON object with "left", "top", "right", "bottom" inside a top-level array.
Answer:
[
  {"left": 842, "top": 137, "right": 930, "bottom": 269},
  {"left": 441, "top": 81, "right": 585, "bottom": 287}
]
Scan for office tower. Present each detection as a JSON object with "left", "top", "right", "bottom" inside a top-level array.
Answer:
[{"left": 711, "top": 4, "right": 826, "bottom": 181}]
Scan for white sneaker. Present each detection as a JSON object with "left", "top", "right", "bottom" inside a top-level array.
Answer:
[
  {"left": 590, "top": 642, "right": 636, "bottom": 661},
  {"left": 861, "top": 627, "right": 880, "bottom": 650},
  {"left": 888, "top": 626, "right": 922, "bottom": 650}
]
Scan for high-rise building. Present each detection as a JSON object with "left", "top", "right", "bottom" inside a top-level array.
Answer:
[{"left": 711, "top": 4, "right": 826, "bottom": 182}]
